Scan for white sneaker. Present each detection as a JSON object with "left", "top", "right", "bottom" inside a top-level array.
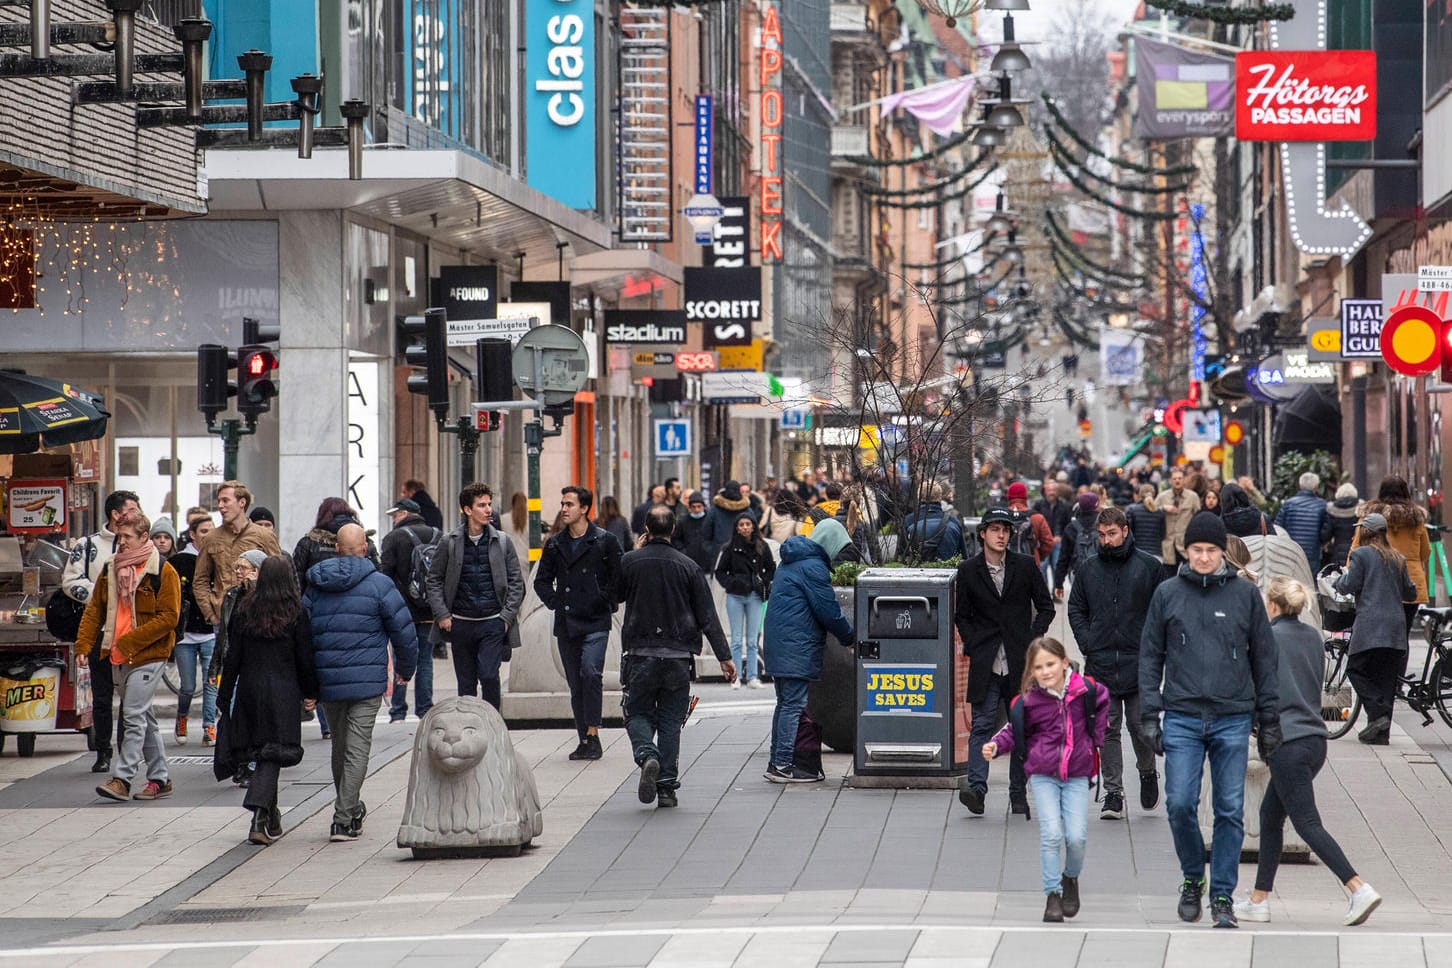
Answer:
[
  {"left": 1233, "top": 897, "right": 1270, "bottom": 922},
  {"left": 730, "top": 679, "right": 741, "bottom": 690},
  {"left": 1344, "top": 885, "right": 1382, "bottom": 926},
  {"left": 747, "top": 678, "right": 763, "bottom": 689}
]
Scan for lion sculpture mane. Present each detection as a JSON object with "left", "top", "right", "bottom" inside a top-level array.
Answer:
[{"left": 396, "top": 696, "right": 543, "bottom": 858}]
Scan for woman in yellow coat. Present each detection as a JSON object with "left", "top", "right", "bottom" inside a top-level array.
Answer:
[{"left": 77, "top": 514, "right": 181, "bottom": 802}]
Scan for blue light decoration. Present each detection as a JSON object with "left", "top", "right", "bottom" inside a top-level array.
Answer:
[{"left": 1189, "top": 203, "right": 1209, "bottom": 382}]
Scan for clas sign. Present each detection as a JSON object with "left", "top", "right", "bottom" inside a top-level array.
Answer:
[{"left": 1235, "top": 50, "right": 1377, "bottom": 142}]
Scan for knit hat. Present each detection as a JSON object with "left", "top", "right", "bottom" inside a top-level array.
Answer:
[
  {"left": 686, "top": 491, "right": 705, "bottom": 506},
  {"left": 248, "top": 506, "right": 275, "bottom": 525},
  {"left": 1335, "top": 482, "right": 1358, "bottom": 501},
  {"left": 1077, "top": 492, "right": 1099, "bottom": 511},
  {"left": 1183, "top": 511, "right": 1228, "bottom": 551},
  {"left": 810, "top": 518, "right": 852, "bottom": 561},
  {"left": 240, "top": 549, "right": 268, "bottom": 569},
  {"left": 1358, "top": 512, "right": 1388, "bottom": 534},
  {"left": 149, "top": 517, "right": 177, "bottom": 542},
  {"left": 1056, "top": 471, "right": 1069, "bottom": 483},
  {"left": 1007, "top": 482, "right": 1028, "bottom": 501}
]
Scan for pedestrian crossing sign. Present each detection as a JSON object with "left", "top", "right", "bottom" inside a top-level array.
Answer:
[{"left": 655, "top": 419, "right": 692, "bottom": 456}]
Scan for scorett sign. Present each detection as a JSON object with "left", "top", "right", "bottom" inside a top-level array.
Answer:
[{"left": 684, "top": 267, "right": 762, "bottom": 347}]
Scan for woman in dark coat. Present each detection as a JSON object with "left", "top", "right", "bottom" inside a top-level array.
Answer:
[
  {"left": 1125, "top": 485, "right": 1166, "bottom": 563},
  {"left": 292, "top": 497, "right": 379, "bottom": 596},
  {"left": 1219, "top": 482, "right": 1273, "bottom": 538},
  {"left": 1326, "top": 483, "right": 1360, "bottom": 569},
  {"left": 219, "top": 557, "right": 319, "bottom": 845},
  {"left": 715, "top": 512, "right": 776, "bottom": 688}
]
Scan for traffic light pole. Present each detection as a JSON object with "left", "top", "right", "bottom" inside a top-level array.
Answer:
[
  {"left": 438, "top": 417, "right": 481, "bottom": 496},
  {"left": 207, "top": 417, "right": 257, "bottom": 481}
]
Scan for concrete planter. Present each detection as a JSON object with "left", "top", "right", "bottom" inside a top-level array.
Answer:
[
  {"left": 808, "top": 587, "right": 857, "bottom": 753},
  {"left": 1196, "top": 737, "right": 1311, "bottom": 863}
]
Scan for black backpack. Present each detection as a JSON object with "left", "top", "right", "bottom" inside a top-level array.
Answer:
[
  {"left": 402, "top": 526, "right": 442, "bottom": 608},
  {"left": 1007, "top": 510, "right": 1037, "bottom": 558},
  {"left": 1068, "top": 518, "right": 1099, "bottom": 575}
]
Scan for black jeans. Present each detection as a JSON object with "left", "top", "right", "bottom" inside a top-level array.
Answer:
[
  {"left": 89, "top": 645, "right": 121, "bottom": 753},
  {"left": 558, "top": 630, "right": 609, "bottom": 739},
  {"left": 623, "top": 656, "right": 692, "bottom": 791},
  {"left": 1347, "top": 647, "right": 1408, "bottom": 723},
  {"left": 450, "top": 617, "right": 507, "bottom": 711},
  {"left": 1255, "top": 735, "right": 1357, "bottom": 891},
  {"left": 243, "top": 760, "right": 280, "bottom": 812}
]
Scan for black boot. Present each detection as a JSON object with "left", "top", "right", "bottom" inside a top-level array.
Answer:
[
  {"left": 1061, "top": 876, "right": 1080, "bottom": 918},
  {"left": 1044, "top": 892, "right": 1065, "bottom": 922},
  {"left": 248, "top": 809, "right": 273, "bottom": 845},
  {"left": 91, "top": 750, "right": 111, "bottom": 774},
  {"left": 267, "top": 806, "right": 283, "bottom": 839}
]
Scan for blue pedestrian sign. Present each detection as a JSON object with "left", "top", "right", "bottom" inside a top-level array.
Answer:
[
  {"left": 654, "top": 419, "right": 692, "bottom": 457},
  {"left": 780, "top": 408, "right": 808, "bottom": 429}
]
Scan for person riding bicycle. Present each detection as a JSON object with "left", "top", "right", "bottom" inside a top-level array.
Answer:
[{"left": 1334, "top": 513, "right": 1415, "bottom": 746}]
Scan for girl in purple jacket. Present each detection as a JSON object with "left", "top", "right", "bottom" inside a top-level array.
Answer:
[{"left": 983, "top": 636, "right": 1109, "bottom": 923}]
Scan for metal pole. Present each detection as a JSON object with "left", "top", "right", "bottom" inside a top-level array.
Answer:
[
  {"left": 455, "top": 416, "right": 479, "bottom": 494},
  {"left": 31, "top": 0, "right": 50, "bottom": 60},
  {"left": 237, "top": 49, "right": 273, "bottom": 141},
  {"left": 340, "top": 99, "right": 369, "bottom": 179},
  {"left": 291, "top": 73, "right": 323, "bottom": 158},
  {"left": 525, "top": 419, "right": 543, "bottom": 563},
  {"left": 108, "top": 0, "right": 143, "bottom": 96},
  {"left": 175, "top": 18, "right": 211, "bottom": 118}
]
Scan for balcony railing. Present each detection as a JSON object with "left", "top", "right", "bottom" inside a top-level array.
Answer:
[{"left": 831, "top": 125, "right": 869, "bottom": 157}]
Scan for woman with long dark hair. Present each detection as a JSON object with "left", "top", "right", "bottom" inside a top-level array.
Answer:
[
  {"left": 219, "top": 556, "right": 319, "bottom": 845},
  {"left": 1352, "top": 475, "right": 1430, "bottom": 625},
  {"left": 1337, "top": 513, "right": 1417, "bottom": 745},
  {"left": 714, "top": 513, "right": 776, "bottom": 688},
  {"left": 292, "top": 497, "right": 377, "bottom": 596},
  {"left": 598, "top": 495, "right": 633, "bottom": 551}
]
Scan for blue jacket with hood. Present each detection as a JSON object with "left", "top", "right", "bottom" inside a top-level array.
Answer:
[
  {"left": 304, "top": 556, "right": 419, "bottom": 702},
  {"left": 763, "top": 528, "right": 855, "bottom": 681}
]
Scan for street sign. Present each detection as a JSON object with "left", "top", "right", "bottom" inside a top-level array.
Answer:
[
  {"left": 781, "top": 408, "right": 808, "bottom": 429},
  {"left": 1380, "top": 304, "right": 1442, "bottom": 376},
  {"left": 1420, "top": 266, "right": 1452, "bottom": 292},
  {"left": 702, "top": 369, "right": 771, "bottom": 403},
  {"left": 655, "top": 419, "right": 692, "bottom": 457},
  {"left": 631, "top": 351, "right": 677, "bottom": 381},
  {"left": 675, "top": 351, "right": 718, "bottom": 372},
  {"left": 512, "top": 324, "right": 589, "bottom": 407},
  {"left": 1339, "top": 298, "right": 1384, "bottom": 358},
  {"left": 447, "top": 317, "right": 535, "bottom": 346},
  {"left": 1306, "top": 318, "right": 1342, "bottom": 361}
]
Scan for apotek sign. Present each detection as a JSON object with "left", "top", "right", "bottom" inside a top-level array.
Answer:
[
  {"left": 526, "top": 0, "right": 594, "bottom": 208},
  {"left": 757, "top": 6, "right": 783, "bottom": 262},
  {"left": 1234, "top": 50, "right": 1377, "bottom": 142},
  {"left": 684, "top": 267, "right": 762, "bottom": 347}
]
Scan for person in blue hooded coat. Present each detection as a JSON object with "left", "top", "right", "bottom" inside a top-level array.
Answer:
[
  {"left": 762, "top": 518, "right": 855, "bottom": 783},
  {"left": 303, "top": 523, "right": 417, "bottom": 842}
]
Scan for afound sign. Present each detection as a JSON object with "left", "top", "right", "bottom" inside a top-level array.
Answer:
[{"left": 684, "top": 267, "right": 761, "bottom": 347}]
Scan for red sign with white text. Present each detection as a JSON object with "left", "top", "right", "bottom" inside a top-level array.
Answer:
[{"left": 1234, "top": 50, "right": 1377, "bottom": 142}]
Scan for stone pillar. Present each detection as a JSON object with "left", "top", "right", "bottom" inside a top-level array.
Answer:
[{"left": 277, "top": 211, "right": 348, "bottom": 548}]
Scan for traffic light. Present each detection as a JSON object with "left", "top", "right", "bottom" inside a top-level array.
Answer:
[
  {"left": 1442, "top": 318, "right": 1452, "bottom": 384},
  {"left": 242, "top": 316, "right": 280, "bottom": 345},
  {"left": 400, "top": 307, "right": 450, "bottom": 422},
  {"left": 237, "top": 343, "right": 279, "bottom": 421},
  {"left": 196, "top": 343, "right": 236, "bottom": 426}
]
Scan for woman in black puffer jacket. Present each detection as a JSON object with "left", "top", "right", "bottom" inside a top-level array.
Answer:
[
  {"left": 714, "top": 513, "right": 776, "bottom": 689},
  {"left": 1125, "top": 485, "right": 1166, "bottom": 562},
  {"left": 1326, "top": 483, "right": 1359, "bottom": 569}
]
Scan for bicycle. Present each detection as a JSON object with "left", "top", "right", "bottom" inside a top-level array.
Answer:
[{"left": 1322, "top": 605, "right": 1452, "bottom": 737}]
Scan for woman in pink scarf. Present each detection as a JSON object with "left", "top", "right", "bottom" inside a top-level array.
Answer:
[{"left": 77, "top": 514, "right": 182, "bottom": 802}]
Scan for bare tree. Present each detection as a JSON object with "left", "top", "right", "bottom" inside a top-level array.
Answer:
[{"left": 1017, "top": 0, "right": 1117, "bottom": 133}]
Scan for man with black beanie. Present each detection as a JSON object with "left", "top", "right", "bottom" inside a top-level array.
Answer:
[{"left": 1140, "top": 510, "right": 1280, "bottom": 929}]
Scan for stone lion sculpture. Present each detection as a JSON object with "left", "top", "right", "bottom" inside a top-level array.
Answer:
[{"left": 396, "top": 696, "right": 543, "bottom": 858}]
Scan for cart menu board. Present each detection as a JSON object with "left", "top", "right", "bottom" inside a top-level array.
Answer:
[{"left": 5, "top": 478, "right": 67, "bottom": 533}]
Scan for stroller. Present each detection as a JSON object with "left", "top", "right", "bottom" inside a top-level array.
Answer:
[{"left": 1317, "top": 564, "right": 1359, "bottom": 737}]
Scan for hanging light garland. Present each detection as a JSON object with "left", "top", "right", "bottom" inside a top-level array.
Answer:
[
  {"left": 840, "top": 128, "right": 976, "bottom": 168},
  {"left": 1043, "top": 96, "right": 1198, "bottom": 178},
  {"left": 1048, "top": 147, "right": 1180, "bottom": 221},
  {"left": 874, "top": 164, "right": 999, "bottom": 209},
  {"left": 1044, "top": 127, "right": 1193, "bottom": 195},
  {"left": 860, "top": 150, "right": 995, "bottom": 197},
  {"left": 1145, "top": 0, "right": 1293, "bottom": 24}
]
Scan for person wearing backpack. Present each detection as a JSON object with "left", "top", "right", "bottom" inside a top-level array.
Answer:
[
  {"left": 982, "top": 636, "right": 1108, "bottom": 923},
  {"left": 1053, "top": 492, "right": 1102, "bottom": 600},
  {"left": 902, "top": 482, "right": 966, "bottom": 561},
  {"left": 534, "top": 485, "right": 624, "bottom": 760},
  {"left": 1006, "top": 482, "right": 1055, "bottom": 565},
  {"left": 1066, "top": 506, "right": 1163, "bottom": 821},
  {"left": 379, "top": 498, "right": 440, "bottom": 722}
]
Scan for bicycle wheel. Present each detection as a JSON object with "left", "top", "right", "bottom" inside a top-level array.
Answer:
[
  {"left": 162, "top": 658, "right": 181, "bottom": 696},
  {"left": 1323, "top": 641, "right": 1360, "bottom": 739},
  {"left": 1432, "top": 657, "right": 1452, "bottom": 729}
]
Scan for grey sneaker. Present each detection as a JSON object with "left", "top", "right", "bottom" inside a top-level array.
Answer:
[
  {"left": 1344, "top": 885, "right": 1382, "bottom": 926},
  {"left": 638, "top": 758, "right": 660, "bottom": 803}
]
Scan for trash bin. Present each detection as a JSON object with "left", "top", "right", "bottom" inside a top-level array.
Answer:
[
  {"left": 853, "top": 569, "right": 968, "bottom": 778},
  {"left": 0, "top": 653, "right": 66, "bottom": 732}
]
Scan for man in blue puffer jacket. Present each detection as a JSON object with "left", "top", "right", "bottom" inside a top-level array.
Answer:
[
  {"left": 304, "top": 523, "right": 418, "bottom": 843},
  {"left": 763, "top": 518, "right": 855, "bottom": 783},
  {"left": 1274, "top": 472, "right": 1333, "bottom": 573}
]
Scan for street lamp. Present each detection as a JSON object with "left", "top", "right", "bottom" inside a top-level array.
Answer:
[{"left": 991, "top": 13, "right": 1032, "bottom": 72}]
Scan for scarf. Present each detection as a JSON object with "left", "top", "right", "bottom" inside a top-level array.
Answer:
[{"left": 112, "top": 542, "right": 155, "bottom": 615}]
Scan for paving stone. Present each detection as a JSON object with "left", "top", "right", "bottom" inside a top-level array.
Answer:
[
  {"left": 820, "top": 929, "right": 920, "bottom": 963},
  {"left": 563, "top": 933, "right": 669, "bottom": 967}
]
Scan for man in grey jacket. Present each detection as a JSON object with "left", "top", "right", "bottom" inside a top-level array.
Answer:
[
  {"left": 425, "top": 482, "right": 525, "bottom": 711},
  {"left": 1140, "top": 511, "right": 1281, "bottom": 929}
]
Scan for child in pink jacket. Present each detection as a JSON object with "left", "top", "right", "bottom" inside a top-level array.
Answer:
[{"left": 983, "top": 636, "right": 1109, "bottom": 923}]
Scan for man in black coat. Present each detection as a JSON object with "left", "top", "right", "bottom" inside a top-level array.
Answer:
[
  {"left": 534, "top": 485, "right": 623, "bottom": 761},
  {"left": 401, "top": 479, "right": 445, "bottom": 530},
  {"left": 379, "top": 498, "right": 441, "bottom": 722},
  {"left": 1066, "top": 506, "right": 1163, "bottom": 821},
  {"left": 672, "top": 491, "right": 716, "bottom": 572},
  {"left": 618, "top": 507, "right": 734, "bottom": 808},
  {"left": 954, "top": 507, "right": 1055, "bottom": 816}
]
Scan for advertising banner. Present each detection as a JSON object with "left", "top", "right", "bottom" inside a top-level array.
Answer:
[
  {"left": 1134, "top": 37, "right": 1234, "bottom": 139},
  {"left": 437, "top": 265, "right": 498, "bottom": 323},
  {"left": 684, "top": 267, "right": 762, "bottom": 347},
  {"left": 1306, "top": 318, "right": 1342, "bottom": 361},
  {"left": 1340, "top": 298, "right": 1383, "bottom": 358},
  {"left": 4, "top": 479, "right": 66, "bottom": 533},
  {"left": 702, "top": 196, "right": 751, "bottom": 268},
  {"left": 862, "top": 665, "right": 936, "bottom": 713},
  {"left": 603, "top": 310, "right": 687, "bottom": 345},
  {"left": 526, "top": 0, "right": 595, "bottom": 207},
  {"left": 1234, "top": 50, "right": 1377, "bottom": 142},
  {"left": 694, "top": 95, "right": 713, "bottom": 196},
  {"left": 1099, "top": 326, "right": 1143, "bottom": 386}
]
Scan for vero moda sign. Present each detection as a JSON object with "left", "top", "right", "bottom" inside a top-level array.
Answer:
[{"left": 1234, "top": 50, "right": 1377, "bottom": 142}]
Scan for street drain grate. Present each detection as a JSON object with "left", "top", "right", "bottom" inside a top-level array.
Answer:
[
  {"left": 167, "top": 756, "right": 215, "bottom": 765},
  {"left": 147, "top": 905, "right": 304, "bottom": 925}
]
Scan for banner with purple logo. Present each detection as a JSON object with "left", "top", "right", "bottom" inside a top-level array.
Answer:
[{"left": 1134, "top": 37, "right": 1233, "bottom": 139}]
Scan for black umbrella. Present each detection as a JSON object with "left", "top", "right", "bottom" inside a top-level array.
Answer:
[{"left": 0, "top": 370, "right": 111, "bottom": 454}]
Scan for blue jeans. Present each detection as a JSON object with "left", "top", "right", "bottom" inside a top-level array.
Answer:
[
  {"left": 1163, "top": 711, "right": 1252, "bottom": 898},
  {"left": 770, "top": 677, "right": 810, "bottom": 768},
  {"left": 725, "top": 593, "right": 763, "bottom": 682},
  {"left": 389, "top": 623, "right": 434, "bottom": 720},
  {"left": 966, "top": 673, "right": 1027, "bottom": 798},
  {"left": 1029, "top": 775, "right": 1089, "bottom": 895},
  {"left": 172, "top": 637, "right": 217, "bottom": 727}
]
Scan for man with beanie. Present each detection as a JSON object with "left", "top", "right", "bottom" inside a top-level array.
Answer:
[
  {"left": 247, "top": 506, "right": 276, "bottom": 534},
  {"left": 1140, "top": 510, "right": 1281, "bottom": 928},
  {"left": 1006, "top": 482, "right": 1055, "bottom": 565},
  {"left": 1053, "top": 492, "right": 1102, "bottom": 598},
  {"left": 672, "top": 491, "right": 716, "bottom": 572},
  {"left": 955, "top": 508, "right": 1055, "bottom": 816},
  {"left": 763, "top": 518, "right": 854, "bottom": 782},
  {"left": 1067, "top": 506, "right": 1164, "bottom": 820}
]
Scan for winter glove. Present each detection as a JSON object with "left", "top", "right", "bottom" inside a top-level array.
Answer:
[
  {"left": 1142, "top": 718, "right": 1164, "bottom": 756},
  {"left": 1256, "top": 721, "right": 1283, "bottom": 761}
]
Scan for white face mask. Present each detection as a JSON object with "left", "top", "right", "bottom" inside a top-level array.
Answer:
[{"left": 689, "top": 510, "right": 706, "bottom": 519}]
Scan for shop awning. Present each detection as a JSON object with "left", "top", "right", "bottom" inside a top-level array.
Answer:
[
  {"left": 203, "top": 149, "right": 613, "bottom": 278},
  {"left": 1273, "top": 384, "right": 1341, "bottom": 457}
]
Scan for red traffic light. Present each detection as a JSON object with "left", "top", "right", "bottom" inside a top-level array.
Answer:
[{"left": 246, "top": 351, "right": 276, "bottom": 376}]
